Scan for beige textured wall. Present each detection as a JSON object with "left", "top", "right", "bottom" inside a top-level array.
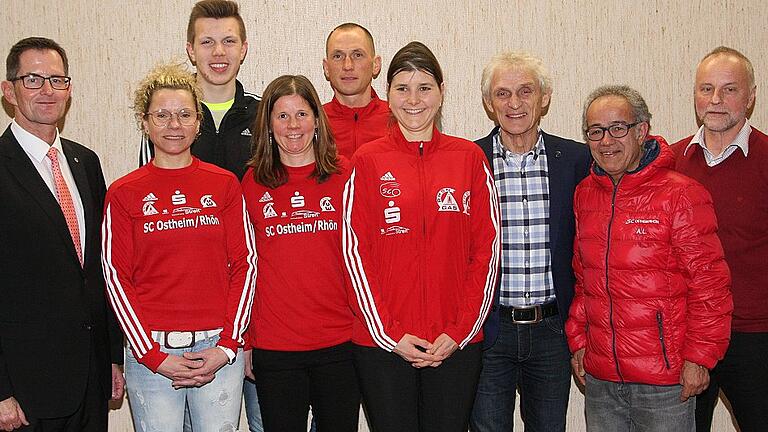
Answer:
[{"left": 2, "top": 0, "right": 762, "bottom": 430}]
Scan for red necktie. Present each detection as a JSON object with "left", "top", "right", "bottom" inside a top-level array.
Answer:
[{"left": 47, "top": 147, "right": 83, "bottom": 266}]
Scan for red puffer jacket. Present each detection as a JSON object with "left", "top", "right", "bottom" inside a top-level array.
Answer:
[{"left": 565, "top": 137, "right": 732, "bottom": 385}]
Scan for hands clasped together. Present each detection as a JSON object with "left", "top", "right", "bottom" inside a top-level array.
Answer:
[
  {"left": 157, "top": 347, "right": 230, "bottom": 389},
  {"left": 393, "top": 333, "right": 459, "bottom": 368}
]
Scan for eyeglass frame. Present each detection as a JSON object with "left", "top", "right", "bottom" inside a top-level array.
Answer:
[
  {"left": 584, "top": 122, "right": 642, "bottom": 141},
  {"left": 142, "top": 109, "right": 202, "bottom": 127},
  {"left": 9, "top": 73, "right": 72, "bottom": 90}
]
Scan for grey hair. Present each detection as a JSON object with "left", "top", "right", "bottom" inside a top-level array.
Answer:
[
  {"left": 581, "top": 85, "right": 652, "bottom": 140},
  {"left": 700, "top": 46, "right": 755, "bottom": 90},
  {"left": 481, "top": 51, "right": 552, "bottom": 102}
]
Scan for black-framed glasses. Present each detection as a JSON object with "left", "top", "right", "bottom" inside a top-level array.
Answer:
[
  {"left": 10, "top": 74, "right": 71, "bottom": 90},
  {"left": 143, "top": 109, "right": 201, "bottom": 127},
  {"left": 585, "top": 122, "right": 641, "bottom": 141}
]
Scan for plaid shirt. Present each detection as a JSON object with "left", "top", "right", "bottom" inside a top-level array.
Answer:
[{"left": 492, "top": 132, "right": 555, "bottom": 307}]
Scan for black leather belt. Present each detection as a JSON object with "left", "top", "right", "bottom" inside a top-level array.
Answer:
[{"left": 500, "top": 302, "right": 558, "bottom": 324}]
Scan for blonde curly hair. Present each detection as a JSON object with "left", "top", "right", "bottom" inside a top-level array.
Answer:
[{"left": 132, "top": 61, "right": 203, "bottom": 131}]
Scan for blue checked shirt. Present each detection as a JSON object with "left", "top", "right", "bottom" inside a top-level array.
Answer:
[{"left": 492, "top": 132, "right": 555, "bottom": 307}]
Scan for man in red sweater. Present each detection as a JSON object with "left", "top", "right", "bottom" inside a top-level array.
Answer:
[
  {"left": 672, "top": 46, "right": 766, "bottom": 432},
  {"left": 322, "top": 23, "right": 390, "bottom": 158}
]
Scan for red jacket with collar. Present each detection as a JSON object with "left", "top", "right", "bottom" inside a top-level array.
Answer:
[
  {"left": 342, "top": 124, "right": 500, "bottom": 351},
  {"left": 323, "top": 88, "right": 390, "bottom": 159},
  {"left": 565, "top": 137, "right": 732, "bottom": 385}
]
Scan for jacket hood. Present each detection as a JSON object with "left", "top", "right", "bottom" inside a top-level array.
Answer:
[{"left": 591, "top": 135, "right": 673, "bottom": 189}]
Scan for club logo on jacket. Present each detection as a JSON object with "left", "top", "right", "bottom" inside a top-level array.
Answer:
[
  {"left": 462, "top": 191, "right": 471, "bottom": 215},
  {"left": 241, "top": 128, "right": 252, "bottom": 136},
  {"left": 171, "top": 190, "right": 186, "bottom": 205},
  {"left": 200, "top": 194, "right": 217, "bottom": 208},
  {"left": 436, "top": 188, "right": 459, "bottom": 212},
  {"left": 320, "top": 197, "right": 335, "bottom": 212},
  {"left": 259, "top": 191, "right": 273, "bottom": 203},
  {"left": 263, "top": 202, "right": 278, "bottom": 219},
  {"left": 290, "top": 191, "right": 305, "bottom": 208},
  {"left": 384, "top": 201, "right": 401, "bottom": 223},
  {"left": 142, "top": 193, "right": 159, "bottom": 216}
]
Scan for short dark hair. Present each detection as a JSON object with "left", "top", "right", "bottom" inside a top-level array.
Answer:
[
  {"left": 6, "top": 37, "right": 68, "bottom": 81},
  {"left": 325, "top": 23, "right": 375, "bottom": 56},
  {"left": 187, "top": 0, "right": 246, "bottom": 44},
  {"left": 247, "top": 75, "right": 339, "bottom": 189},
  {"left": 387, "top": 41, "right": 443, "bottom": 88}
]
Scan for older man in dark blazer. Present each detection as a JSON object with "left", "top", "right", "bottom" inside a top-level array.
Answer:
[
  {"left": 470, "top": 52, "right": 591, "bottom": 432},
  {"left": 0, "top": 37, "right": 124, "bottom": 432}
]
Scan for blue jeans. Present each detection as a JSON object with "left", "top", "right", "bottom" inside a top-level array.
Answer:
[
  {"left": 243, "top": 377, "right": 264, "bottom": 432},
  {"left": 470, "top": 314, "right": 571, "bottom": 432},
  {"left": 125, "top": 333, "right": 245, "bottom": 432},
  {"left": 585, "top": 374, "right": 694, "bottom": 432}
]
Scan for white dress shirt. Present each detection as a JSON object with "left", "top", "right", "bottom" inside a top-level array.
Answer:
[{"left": 12, "top": 120, "right": 86, "bottom": 259}]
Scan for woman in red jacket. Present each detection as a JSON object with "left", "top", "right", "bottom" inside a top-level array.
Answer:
[
  {"left": 342, "top": 41, "right": 500, "bottom": 432},
  {"left": 241, "top": 75, "right": 359, "bottom": 432},
  {"left": 102, "top": 62, "right": 256, "bottom": 431}
]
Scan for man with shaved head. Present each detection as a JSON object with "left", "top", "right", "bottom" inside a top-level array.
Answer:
[{"left": 322, "top": 23, "right": 389, "bottom": 158}]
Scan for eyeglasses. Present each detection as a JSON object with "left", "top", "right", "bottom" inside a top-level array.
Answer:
[
  {"left": 585, "top": 122, "right": 641, "bottom": 141},
  {"left": 10, "top": 73, "right": 71, "bottom": 90},
  {"left": 143, "top": 109, "right": 201, "bottom": 127}
]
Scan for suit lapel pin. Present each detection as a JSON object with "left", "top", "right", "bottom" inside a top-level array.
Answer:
[
  {"left": 74, "top": 157, "right": 80, "bottom": 163},
  {"left": 554, "top": 150, "right": 562, "bottom": 158}
]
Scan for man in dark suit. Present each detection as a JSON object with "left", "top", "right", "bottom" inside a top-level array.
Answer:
[
  {"left": 470, "top": 52, "right": 591, "bottom": 432},
  {"left": 0, "top": 37, "right": 124, "bottom": 432}
]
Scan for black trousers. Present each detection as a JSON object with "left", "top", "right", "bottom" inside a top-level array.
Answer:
[
  {"left": 695, "top": 331, "right": 768, "bottom": 432},
  {"left": 252, "top": 342, "right": 360, "bottom": 432},
  {"left": 354, "top": 342, "right": 482, "bottom": 432},
  {"left": 21, "top": 350, "right": 108, "bottom": 432}
]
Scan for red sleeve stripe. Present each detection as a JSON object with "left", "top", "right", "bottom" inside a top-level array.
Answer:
[
  {"left": 342, "top": 169, "right": 398, "bottom": 351},
  {"left": 101, "top": 203, "right": 154, "bottom": 357},
  {"left": 458, "top": 163, "right": 501, "bottom": 348}
]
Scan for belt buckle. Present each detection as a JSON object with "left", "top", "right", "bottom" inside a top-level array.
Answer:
[
  {"left": 164, "top": 331, "right": 196, "bottom": 349},
  {"left": 512, "top": 305, "right": 542, "bottom": 324}
]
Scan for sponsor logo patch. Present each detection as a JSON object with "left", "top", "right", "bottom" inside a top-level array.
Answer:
[
  {"left": 462, "top": 191, "right": 471, "bottom": 215},
  {"left": 200, "top": 194, "right": 217, "bottom": 208},
  {"left": 259, "top": 191, "right": 273, "bottom": 203},
  {"left": 142, "top": 201, "right": 158, "bottom": 216},
  {"left": 241, "top": 128, "right": 252, "bottom": 136},
  {"left": 384, "top": 201, "right": 401, "bottom": 223},
  {"left": 320, "top": 197, "right": 335, "bottom": 212},
  {"left": 436, "top": 187, "right": 459, "bottom": 212},
  {"left": 263, "top": 202, "right": 278, "bottom": 219},
  {"left": 379, "top": 181, "right": 401, "bottom": 198},
  {"left": 380, "top": 171, "right": 396, "bottom": 181},
  {"left": 143, "top": 192, "right": 158, "bottom": 202},
  {"left": 381, "top": 225, "right": 410, "bottom": 236},
  {"left": 172, "top": 206, "right": 201, "bottom": 216},
  {"left": 291, "top": 210, "right": 320, "bottom": 220},
  {"left": 290, "top": 191, "right": 305, "bottom": 208},
  {"left": 171, "top": 190, "right": 187, "bottom": 205}
]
